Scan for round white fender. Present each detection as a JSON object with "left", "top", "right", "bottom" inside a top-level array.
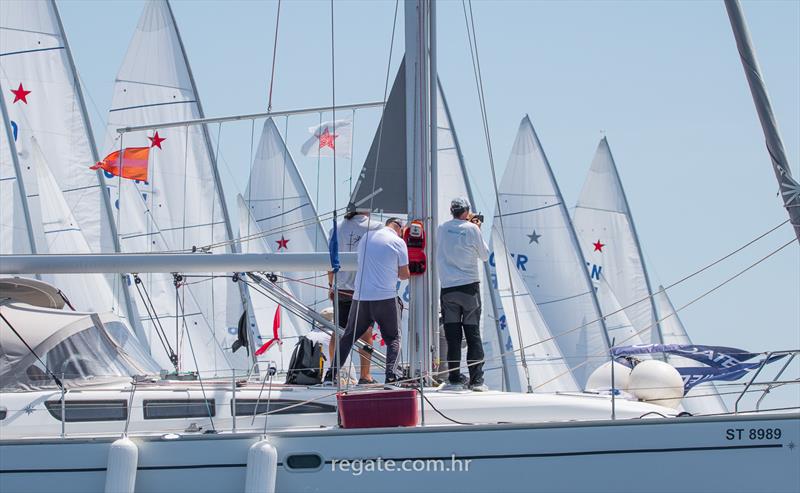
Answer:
[
  {"left": 627, "top": 360, "right": 685, "bottom": 409},
  {"left": 245, "top": 439, "right": 278, "bottom": 493},
  {"left": 104, "top": 437, "right": 138, "bottom": 493}
]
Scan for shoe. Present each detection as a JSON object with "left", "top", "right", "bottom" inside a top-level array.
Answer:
[
  {"left": 442, "top": 382, "right": 465, "bottom": 391},
  {"left": 322, "top": 369, "right": 334, "bottom": 386},
  {"left": 384, "top": 374, "right": 400, "bottom": 385},
  {"left": 469, "top": 383, "right": 489, "bottom": 392},
  {"left": 358, "top": 377, "right": 378, "bottom": 385},
  {"left": 458, "top": 373, "right": 469, "bottom": 385}
]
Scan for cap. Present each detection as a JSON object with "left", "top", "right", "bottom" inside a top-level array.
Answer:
[{"left": 450, "top": 197, "right": 471, "bottom": 211}]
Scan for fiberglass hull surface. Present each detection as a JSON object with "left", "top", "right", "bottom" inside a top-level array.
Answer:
[{"left": 0, "top": 413, "right": 797, "bottom": 493}]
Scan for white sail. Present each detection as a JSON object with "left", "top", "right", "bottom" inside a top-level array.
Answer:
[
  {"left": 237, "top": 194, "right": 306, "bottom": 355},
  {"left": 573, "top": 138, "right": 659, "bottom": 345},
  {"left": 0, "top": 0, "right": 114, "bottom": 255},
  {"left": 489, "top": 230, "right": 580, "bottom": 393},
  {"left": 103, "top": 0, "right": 244, "bottom": 373},
  {"left": 243, "top": 118, "right": 328, "bottom": 315},
  {"left": 28, "top": 138, "right": 115, "bottom": 313},
  {"left": 654, "top": 286, "right": 728, "bottom": 415},
  {"left": 495, "top": 116, "right": 609, "bottom": 386},
  {"left": 0, "top": 118, "right": 32, "bottom": 256}
]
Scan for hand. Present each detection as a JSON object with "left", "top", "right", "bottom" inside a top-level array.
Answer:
[{"left": 469, "top": 216, "right": 483, "bottom": 228}]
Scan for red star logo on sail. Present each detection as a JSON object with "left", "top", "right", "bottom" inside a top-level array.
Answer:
[
  {"left": 276, "top": 235, "right": 290, "bottom": 250},
  {"left": 318, "top": 128, "right": 338, "bottom": 150},
  {"left": 593, "top": 240, "right": 605, "bottom": 252},
  {"left": 148, "top": 131, "right": 166, "bottom": 149},
  {"left": 10, "top": 83, "right": 31, "bottom": 104}
]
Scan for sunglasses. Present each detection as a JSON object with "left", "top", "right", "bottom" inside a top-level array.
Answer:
[{"left": 388, "top": 220, "right": 403, "bottom": 229}]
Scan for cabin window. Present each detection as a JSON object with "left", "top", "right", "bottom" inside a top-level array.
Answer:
[
  {"left": 143, "top": 399, "right": 216, "bottom": 419},
  {"left": 285, "top": 454, "right": 323, "bottom": 471},
  {"left": 0, "top": 407, "right": 6, "bottom": 420},
  {"left": 232, "top": 399, "right": 336, "bottom": 416},
  {"left": 44, "top": 400, "right": 127, "bottom": 422}
]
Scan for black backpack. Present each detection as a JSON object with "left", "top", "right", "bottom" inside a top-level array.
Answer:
[{"left": 285, "top": 336, "right": 326, "bottom": 385}]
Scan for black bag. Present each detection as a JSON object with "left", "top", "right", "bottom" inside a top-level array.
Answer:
[{"left": 285, "top": 336, "right": 325, "bottom": 385}]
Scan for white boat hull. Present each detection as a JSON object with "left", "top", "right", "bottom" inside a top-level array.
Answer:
[{"left": 2, "top": 413, "right": 797, "bottom": 493}]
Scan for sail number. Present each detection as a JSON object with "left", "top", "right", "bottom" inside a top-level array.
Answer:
[{"left": 726, "top": 428, "right": 781, "bottom": 440}]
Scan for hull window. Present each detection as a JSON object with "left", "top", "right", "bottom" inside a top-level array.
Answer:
[
  {"left": 44, "top": 400, "right": 127, "bottom": 422},
  {"left": 232, "top": 399, "right": 336, "bottom": 416},
  {"left": 143, "top": 399, "right": 216, "bottom": 419},
  {"left": 285, "top": 454, "right": 323, "bottom": 471}
]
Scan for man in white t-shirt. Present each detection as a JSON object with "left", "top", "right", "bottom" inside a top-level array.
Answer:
[
  {"left": 436, "top": 197, "right": 490, "bottom": 391},
  {"left": 325, "top": 203, "right": 383, "bottom": 384},
  {"left": 335, "top": 218, "right": 410, "bottom": 383}
]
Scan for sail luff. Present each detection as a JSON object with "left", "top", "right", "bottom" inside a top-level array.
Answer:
[
  {"left": 598, "top": 138, "right": 663, "bottom": 344},
  {"left": 50, "top": 0, "right": 144, "bottom": 342},
  {"left": 163, "top": 0, "right": 258, "bottom": 364},
  {"left": 724, "top": 0, "right": 800, "bottom": 242},
  {"left": 0, "top": 89, "right": 37, "bottom": 257},
  {"left": 523, "top": 116, "right": 611, "bottom": 350}
]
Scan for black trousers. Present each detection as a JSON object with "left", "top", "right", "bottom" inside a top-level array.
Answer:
[
  {"left": 336, "top": 298, "right": 401, "bottom": 380},
  {"left": 441, "top": 284, "right": 484, "bottom": 385}
]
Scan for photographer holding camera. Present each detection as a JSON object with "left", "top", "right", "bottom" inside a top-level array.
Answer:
[{"left": 435, "top": 197, "right": 490, "bottom": 391}]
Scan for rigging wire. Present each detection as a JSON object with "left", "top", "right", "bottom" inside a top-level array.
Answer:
[
  {"left": 461, "top": 0, "right": 533, "bottom": 392},
  {"left": 266, "top": 0, "right": 282, "bottom": 112}
]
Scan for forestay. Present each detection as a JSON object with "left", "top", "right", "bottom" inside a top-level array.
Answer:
[
  {"left": 496, "top": 117, "right": 609, "bottom": 387},
  {"left": 573, "top": 138, "right": 659, "bottom": 345},
  {"left": 102, "top": 0, "right": 244, "bottom": 373},
  {"left": 654, "top": 286, "right": 727, "bottom": 415}
]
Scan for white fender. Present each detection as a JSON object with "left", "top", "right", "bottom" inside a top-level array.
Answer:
[
  {"left": 245, "top": 438, "right": 278, "bottom": 493},
  {"left": 104, "top": 437, "right": 138, "bottom": 493}
]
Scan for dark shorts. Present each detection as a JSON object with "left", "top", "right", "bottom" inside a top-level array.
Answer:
[{"left": 441, "top": 282, "right": 481, "bottom": 326}]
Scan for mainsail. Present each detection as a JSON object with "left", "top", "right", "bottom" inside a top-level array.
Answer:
[
  {"left": 654, "top": 286, "right": 728, "bottom": 415},
  {"left": 573, "top": 138, "right": 660, "bottom": 346},
  {"left": 495, "top": 116, "right": 610, "bottom": 387},
  {"left": 102, "top": 0, "right": 245, "bottom": 373},
  {"left": 0, "top": 0, "right": 115, "bottom": 254}
]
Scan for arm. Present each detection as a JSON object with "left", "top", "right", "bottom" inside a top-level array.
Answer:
[
  {"left": 472, "top": 225, "right": 490, "bottom": 262},
  {"left": 396, "top": 237, "right": 410, "bottom": 281},
  {"left": 398, "top": 265, "right": 410, "bottom": 281}
]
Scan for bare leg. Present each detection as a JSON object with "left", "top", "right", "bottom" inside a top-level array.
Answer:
[{"left": 358, "top": 327, "right": 373, "bottom": 379}]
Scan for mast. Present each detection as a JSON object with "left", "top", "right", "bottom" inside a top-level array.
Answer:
[
  {"left": 404, "top": 0, "right": 431, "bottom": 379},
  {"left": 164, "top": 0, "right": 260, "bottom": 361},
  {"left": 0, "top": 85, "right": 38, "bottom": 258},
  {"left": 50, "top": 0, "right": 142, "bottom": 340},
  {"left": 724, "top": 0, "right": 800, "bottom": 242},
  {"left": 428, "top": 0, "right": 439, "bottom": 382}
]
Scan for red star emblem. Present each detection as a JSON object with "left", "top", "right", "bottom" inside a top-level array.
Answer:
[
  {"left": 148, "top": 131, "right": 166, "bottom": 149},
  {"left": 318, "top": 128, "right": 338, "bottom": 150},
  {"left": 593, "top": 240, "right": 605, "bottom": 252},
  {"left": 276, "top": 235, "right": 290, "bottom": 250},
  {"left": 10, "top": 83, "right": 31, "bottom": 104}
]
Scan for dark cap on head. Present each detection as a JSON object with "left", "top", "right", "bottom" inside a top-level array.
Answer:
[
  {"left": 385, "top": 217, "right": 403, "bottom": 229},
  {"left": 344, "top": 202, "right": 358, "bottom": 220}
]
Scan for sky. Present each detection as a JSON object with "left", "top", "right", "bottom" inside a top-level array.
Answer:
[{"left": 57, "top": 0, "right": 799, "bottom": 408}]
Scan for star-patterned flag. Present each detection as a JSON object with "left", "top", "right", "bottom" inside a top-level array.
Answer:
[
  {"left": 90, "top": 147, "right": 150, "bottom": 181},
  {"left": 276, "top": 235, "right": 290, "bottom": 250},
  {"left": 300, "top": 119, "right": 352, "bottom": 159}
]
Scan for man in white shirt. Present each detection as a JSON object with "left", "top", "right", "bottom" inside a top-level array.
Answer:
[
  {"left": 436, "top": 197, "right": 490, "bottom": 391},
  {"left": 325, "top": 203, "right": 383, "bottom": 384},
  {"left": 335, "top": 218, "right": 410, "bottom": 384}
]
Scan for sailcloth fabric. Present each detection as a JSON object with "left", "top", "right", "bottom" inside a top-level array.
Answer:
[
  {"left": 0, "top": 0, "right": 115, "bottom": 255},
  {"left": 102, "top": 0, "right": 245, "bottom": 373},
  {"left": 495, "top": 117, "right": 609, "bottom": 387},
  {"left": 0, "top": 120, "right": 32, "bottom": 256},
  {"left": 653, "top": 287, "right": 727, "bottom": 415},
  {"left": 573, "top": 138, "right": 659, "bottom": 345},
  {"left": 244, "top": 118, "right": 329, "bottom": 316}
]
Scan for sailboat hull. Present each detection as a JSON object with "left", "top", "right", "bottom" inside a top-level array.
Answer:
[{"left": 2, "top": 413, "right": 797, "bottom": 492}]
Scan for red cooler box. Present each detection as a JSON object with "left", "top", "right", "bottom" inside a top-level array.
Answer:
[{"left": 337, "top": 389, "right": 419, "bottom": 429}]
